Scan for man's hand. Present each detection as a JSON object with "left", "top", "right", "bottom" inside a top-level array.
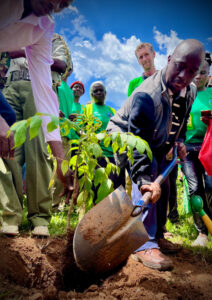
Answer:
[
  {"left": 140, "top": 182, "right": 161, "bottom": 203},
  {"left": 0, "top": 116, "right": 14, "bottom": 159},
  {"left": 48, "top": 141, "right": 80, "bottom": 203},
  {"left": 176, "top": 142, "right": 186, "bottom": 161},
  {"left": 57, "top": 166, "right": 80, "bottom": 205},
  {"left": 69, "top": 113, "right": 78, "bottom": 121}
]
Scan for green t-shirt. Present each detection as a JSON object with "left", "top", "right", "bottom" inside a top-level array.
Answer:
[
  {"left": 128, "top": 76, "right": 144, "bottom": 96},
  {"left": 185, "top": 87, "right": 212, "bottom": 144},
  {"left": 84, "top": 103, "right": 115, "bottom": 157},
  {"left": 58, "top": 81, "right": 83, "bottom": 140}
]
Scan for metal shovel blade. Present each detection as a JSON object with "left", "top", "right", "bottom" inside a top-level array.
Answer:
[{"left": 73, "top": 185, "right": 148, "bottom": 273}]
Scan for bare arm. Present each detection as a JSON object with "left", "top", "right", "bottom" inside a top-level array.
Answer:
[{"left": 8, "top": 50, "right": 26, "bottom": 59}]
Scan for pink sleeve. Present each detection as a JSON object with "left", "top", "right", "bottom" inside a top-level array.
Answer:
[{"left": 25, "top": 19, "right": 61, "bottom": 142}]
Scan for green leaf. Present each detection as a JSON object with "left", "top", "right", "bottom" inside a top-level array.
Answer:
[
  {"left": 96, "top": 179, "right": 113, "bottom": 203},
  {"left": 103, "top": 136, "right": 111, "bottom": 148},
  {"left": 127, "top": 146, "right": 134, "bottom": 164},
  {"left": 77, "top": 191, "right": 84, "bottom": 207},
  {"left": 135, "top": 137, "right": 152, "bottom": 161},
  {"left": 14, "top": 120, "right": 27, "bottom": 148},
  {"left": 85, "top": 177, "right": 92, "bottom": 191},
  {"left": 47, "top": 115, "right": 59, "bottom": 132},
  {"left": 29, "top": 115, "right": 42, "bottom": 140},
  {"left": 135, "top": 137, "right": 145, "bottom": 154},
  {"left": 96, "top": 132, "right": 106, "bottom": 140},
  {"left": 78, "top": 165, "right": 88, "bottom": 177},
  {"left": 112, "top": 141, "right": 119, "bottom": 153},
  {"left": 111, "top": 132, "right": 119, "bottom": 141},
  {"left": 111, "top": 163, "right": 120, "bottom": 175},
  {"left": 49, "top": 158, "right": 57, "bottom": 188},
  {"left": 88, "top": 143, "right": 102, "bottom": 158},
  {"left": 69, "top": 155, "right": 77, "bottom": 168},
  {"left": 94, "top": 168, "right": 107, "bottom": 187},
  {"left": 88, "top": 159, "right": 97, "bottom": 176},
  {"left": 61, "top": 160, "right": 69, "bottom": 176},
  {"left": 119, "top": 142, "right": 127, "bottom": 154},
  {"left": 116, "top": 133, "right": 122, "bottom": 147},
  {"left": 86, "top": 191, "right": 94, "bottom": 211},
  {"left": 105, "top": 163, "right": 112, "bottom": 176},
  {"left": 126, "top": 134, "right": 137, "bottom": 148},
  {"left": 78, "top": 177, "right": 85, "bottom": 190}
]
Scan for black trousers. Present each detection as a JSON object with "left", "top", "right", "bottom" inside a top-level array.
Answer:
[{"left": 182, "top": 145, "right": 212, "bottom": 234}]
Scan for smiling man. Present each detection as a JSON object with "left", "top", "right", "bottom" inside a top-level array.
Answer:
[
  {"left": 107, "top": 39, "right": 205, "bottom": 271},
  {"left": 128, "top": 43, "right": 156, "bottom": 96},
  {"left": 0, "top": 0, "right": 76, "bottom": 203}
]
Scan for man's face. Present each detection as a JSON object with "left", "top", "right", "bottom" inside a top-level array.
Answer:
[
  {"left": 193, "top": 61, "right": 210, "bottom": 90},
  {"left": 30, "top": 0, "right": 72, "bottom": 16},
  {"left": 166, "top": 52, "right": 202, "bottom": 94},
  {"left": 91, "top": 84, "right": 106, "bottom": 104},
  {"left": 136, "top": 46, "right": 155, "bottom": 72}
]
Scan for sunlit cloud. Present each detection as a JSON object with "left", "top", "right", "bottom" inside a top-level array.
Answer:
[{"left": 54, "top": 13, "right": 186, "bottom": 107}]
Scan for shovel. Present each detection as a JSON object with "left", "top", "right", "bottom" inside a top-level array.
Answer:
[{"left": 73, "top": 147, "right": 178, "bottom": 273}]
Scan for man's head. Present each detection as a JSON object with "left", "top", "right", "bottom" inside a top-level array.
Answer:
[
  {"left": 90, "top": 81, "right": 106, "bottom": 105},
  {"left": 30, "top": 0, "right": 73, "bottom": 16},
  {"left": 193, "top": 52, "right": 211, "bottom": 91},
  {"left": 165, "top": 39, "right": 205, "bottom": 94},
  {"left": 135, "top": 43, "right": 155, "bottom": 74}
]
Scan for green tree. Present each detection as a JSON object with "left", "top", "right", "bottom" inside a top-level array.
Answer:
[{"left": 8, "top": 113, "right": 152, "bottom": 231}]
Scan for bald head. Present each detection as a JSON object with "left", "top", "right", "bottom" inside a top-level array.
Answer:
[{"left": 166, "top": 39, "right": 205, "bottom": 94}]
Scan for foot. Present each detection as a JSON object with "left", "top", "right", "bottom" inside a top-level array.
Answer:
[
  {"left": 192, "top": 233, "right": 209, "bottom": 247},
  {"left": 158, "top": 238, "right": 182, "bottom": 254},
  {"left": 32, "top": 226, "right": 50, "bottom": 237},
  {"left": 131, "top": 248, "right": 173, "bottom": 271},
  {"left": 0, "top": 225, "right": 19, "bottom": 236}
]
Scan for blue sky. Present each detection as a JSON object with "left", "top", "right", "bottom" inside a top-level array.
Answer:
[{"left": 54, "top": 0, "right": 212, "bottom": 109}]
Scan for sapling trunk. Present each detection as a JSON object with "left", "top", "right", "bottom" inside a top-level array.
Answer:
[{"left": 66, "top": 143, "right": 81, "bottom": 233}]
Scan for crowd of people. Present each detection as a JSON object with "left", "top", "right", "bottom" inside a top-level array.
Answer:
[{"left": 0, "top": 0, "right": 212, "bottom": 273}]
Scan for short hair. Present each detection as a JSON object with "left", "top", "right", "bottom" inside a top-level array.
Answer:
[
  {"left": 90, "top": 81, "right": 106, "bottom": 93},
  {"left": 135, "top": 42, "right": 154, "bottom": 57}
]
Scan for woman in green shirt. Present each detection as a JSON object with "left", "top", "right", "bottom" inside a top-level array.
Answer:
[{"left": 182, "top": 53, "right": 212, "bottom": 247}]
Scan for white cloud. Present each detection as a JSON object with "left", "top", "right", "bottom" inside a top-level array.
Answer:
[
  {"left": 67, "top": 5, "right": 78, "bottom": 13},
  {"left": 153, "top": 27, "right": 182, "bottom": 55},
  {"left": 57, "top": 14, "right": 184, "bottom": 107},
  {"left": 207, "top": 37, "right": 212, "bottom": 41}
]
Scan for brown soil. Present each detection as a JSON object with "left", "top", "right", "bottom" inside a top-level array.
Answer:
[{"left": 0, "top": 231, "right": 212, "bottom": 300}]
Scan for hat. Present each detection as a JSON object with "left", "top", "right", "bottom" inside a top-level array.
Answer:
[{"left": 70, "top": 81, "right": 85, "bottom": 94}]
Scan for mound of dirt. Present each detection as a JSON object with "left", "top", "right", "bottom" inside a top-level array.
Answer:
[{"left": 0, "top": 233, "right": 212, "bottom": 299}]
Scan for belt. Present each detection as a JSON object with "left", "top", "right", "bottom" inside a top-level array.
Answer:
[{"left": 11, "top": 69, "right": 30, "bottom": 81}]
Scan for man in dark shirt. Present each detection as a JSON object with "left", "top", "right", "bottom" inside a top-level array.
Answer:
[{"left": 107, "top": 39, "right": 205, "bottom": 270}]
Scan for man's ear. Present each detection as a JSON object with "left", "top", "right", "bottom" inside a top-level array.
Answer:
[{"left": 167, "top": 55, "right": 171, "bottom": 63}]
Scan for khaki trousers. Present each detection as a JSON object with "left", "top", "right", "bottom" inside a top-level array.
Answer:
[{"left": 0, "top": 78, "right": 53, "bottom": 227}]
